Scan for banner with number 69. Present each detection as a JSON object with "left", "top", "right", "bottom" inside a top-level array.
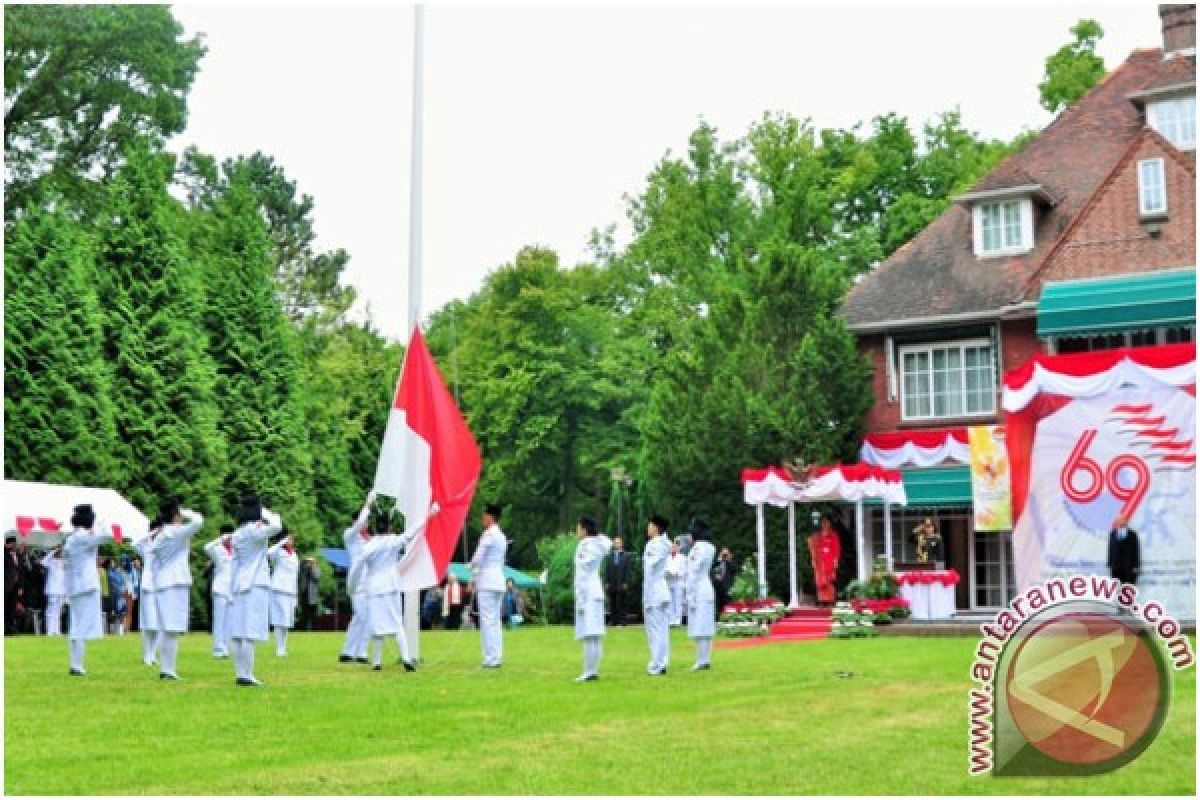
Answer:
[{"left": 1012, "top": 386, "right": 1196, "bottom": 619}]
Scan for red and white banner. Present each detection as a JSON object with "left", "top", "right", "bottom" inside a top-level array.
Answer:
[
  {"left": 741, "top": 463, "right": 907, "bottom": 507},
  {"left": 860, "top": 429, "right": 970, "bottom": 469},
  {"left": 1004, "top": 345, "right": 1196, "bottom": 619},
  {"left": 374, "top": 328, "right": 482, "bottom": 591}
]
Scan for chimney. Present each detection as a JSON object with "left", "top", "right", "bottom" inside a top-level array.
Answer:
[{"left": 1159, "top": 4, "right": 1196, "bottom": 57}]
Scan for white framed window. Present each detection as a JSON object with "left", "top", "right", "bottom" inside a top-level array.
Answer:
[
  {"left": 899, "top": 338, "right": 996, "bottom": 421},
  {"left": 1138, "top": 158, "right": 1167, "bottom": 216},
  {"left": 1147, "top": 95, "right": 1196, "bottom": 150},
  {"left": 972, "top": 198, "right": 1033, "bottom": 257}
]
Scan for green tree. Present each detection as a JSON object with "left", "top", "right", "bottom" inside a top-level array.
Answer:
[
  {"left": 92, "top": 141, "right": 225, "bottom": 518},
  {"left": 1039, "top": 19, "right": 1106, "bottom": 113},
  {"left": 187, "top": 166, "right": 320, "bottom": 547},
  {"left": 4, "top": 195, "right": 123, "bottom": 486},
  {"left": 424, "top": 247, "right": 646, "bottom": 567},
  {"left": 4, "top": 4, "right": 205, "bottom": 216}
]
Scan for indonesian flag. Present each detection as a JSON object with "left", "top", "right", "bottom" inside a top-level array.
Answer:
[{"left": 374, "top": 327, "right": 482, "bottom": 590}]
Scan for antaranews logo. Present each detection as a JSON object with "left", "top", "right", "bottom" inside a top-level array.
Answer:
[{"left": 967, "top": 576, "right": 1194, "bottom": 777}]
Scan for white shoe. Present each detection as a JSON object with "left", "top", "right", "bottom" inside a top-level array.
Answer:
[
  {"left": 276, "top": 651, "right": 287, "bottom": 657},
  {"left": 691, "top": 663, "right": 711, "bottom": 671},
  {"left": 574, "top": 673, "right": 599, "bottom": 682}
]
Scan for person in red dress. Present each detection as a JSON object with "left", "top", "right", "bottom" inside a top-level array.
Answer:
[{"left": 808, "top": 514, "right": 842, "bottom": 606}]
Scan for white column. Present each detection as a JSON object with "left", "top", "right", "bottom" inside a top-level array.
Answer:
[
  {"left": 855, "top": 499, "right": 867, "bottom": 582},
  {"left": 755, "top": 503, "right": 767, "bottom": 599},
  {"left": 787, "top": 503, "right": 799, "bottom": 609},
  {"left": 883, "top": 501, "right": 894, "bottom": 572}
]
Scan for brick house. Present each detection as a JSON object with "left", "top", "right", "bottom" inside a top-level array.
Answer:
[{"left": 842, "top": 5, "right": 1196, "bottom": 612}]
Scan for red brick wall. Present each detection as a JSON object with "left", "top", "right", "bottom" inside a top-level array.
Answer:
[
  {"left": 856, "top": 320, "right": 1046, "bottom": 436},
  {"left": 1000, "top": 318, "right": 1043, "bottom": 375},
  {"left": 1035, "top": 137, "right": 1196, "bottom": 286}
]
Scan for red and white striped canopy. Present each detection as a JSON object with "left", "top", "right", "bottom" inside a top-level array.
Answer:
[
  {"left": 741, "top": 463, "right": 907, "bottom": 507},
  {"left": 859, "top": 429, "right": 970, "bottom": 468},
  {"left": 1002, "top": 343, "right": 1196, "bottom": 412},
  {"left": 3, "top": 480, "right": 150, "bottom": 548}
]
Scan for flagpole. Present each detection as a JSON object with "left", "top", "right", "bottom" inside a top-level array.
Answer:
[{"left": 403, "top": 2, "right": 426, "bottom": 661}]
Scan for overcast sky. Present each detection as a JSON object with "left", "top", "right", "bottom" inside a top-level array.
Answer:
[{"left": 171, "top": 1, "right": 1163, "bottom": 341}]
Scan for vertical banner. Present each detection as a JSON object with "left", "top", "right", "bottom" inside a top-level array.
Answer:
[
  {"left": 1011, "top": 386, "right": 1196, "bottom": 618},
  {"left": 969, "top": 425, "right": 1012, "bottom": 531}
]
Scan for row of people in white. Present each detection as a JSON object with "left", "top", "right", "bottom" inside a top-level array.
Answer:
[
  {"left": 573, "top": 515, "right": 715, "bottom": 681},
  {"left": 60, "top": 501, "right": 205, "bottom": 677}
]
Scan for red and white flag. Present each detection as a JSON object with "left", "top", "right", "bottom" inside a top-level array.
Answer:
[{"left": 374, "top": 328, "right": 482, "bottom": 590}]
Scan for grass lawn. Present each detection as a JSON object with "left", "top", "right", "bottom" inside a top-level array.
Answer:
[{"left": 3, "top": 626, "right": 1195, "bottom": 795}]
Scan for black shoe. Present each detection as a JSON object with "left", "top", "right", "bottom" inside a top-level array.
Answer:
[
  {"left": 402, "top": 660, "right": 417, "bottom": 672},
  {"left": 355, "top": 657, "right": 369, "bottom": 664},
  {"left": 339, "top": 654, "right": 353, "bottom": 663},
  {"left": 235, "top": 677, "right": 262, "bottom": 687},
  {"left": 68, "top": 668, "right": 86, "bottom": 677},
  {"left": 372, "top": 664, "right": 382, "bottom": 671},
  {"left": 159, "top": 672, "right": 180, "bottom": 681},
  {"left": 481, "top": 663, "right": 502, "bottom": 669}
]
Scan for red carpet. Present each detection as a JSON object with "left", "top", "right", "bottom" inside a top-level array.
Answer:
[{"left": 715, "top": 606, "right": 833, "bottom": 649}]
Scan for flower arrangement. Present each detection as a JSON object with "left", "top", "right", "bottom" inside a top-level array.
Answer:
[
  {"left": 830, "top": 601, "right": 878, "bottom": 639},
  {"left": 840, "top": 555, "right": 911, "bottom": 626},
  {"left": 849, "top": 596, "right": 911, "bottom": 624},
  {"left": 718, "top": 598, "right": 787, "bottom": 638}
]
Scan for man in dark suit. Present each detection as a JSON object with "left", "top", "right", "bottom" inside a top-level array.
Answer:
[
  {"left": 712, "top": 548, "right": 736, "bottom": 618},
  {"left": 1107, "top": 513, "right": 1141, "bottom": 586},
  {"left": 605, "top": 537, "right": 632, "bottom": 625}
]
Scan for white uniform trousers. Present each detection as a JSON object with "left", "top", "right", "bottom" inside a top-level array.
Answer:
[
  {"left": 581, "top": 635, "right": 602, "bottom": 677},
  {"left": 45, "top": 595, "right": 65, "bottom": 636},
  {"left": 341, "top": 592, "right": 369, "bottom": 658},
  {"left": 211, "top": 593, "right": 231, "bottom": 656},
  {"left": 645, "top": 604, "right": 670, "bottom": 673},
  {"left": 668, "top": 583, "right": 685, "bottom": 626},
  {"left": 477, "top": 589, "right": 504, "bottom": 667}
]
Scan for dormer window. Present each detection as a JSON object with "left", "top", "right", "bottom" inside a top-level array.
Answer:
[
  {"left": 1146, "top": 94, "right": 1196, "bottom": 150},
  {"left": 971, "top": 197, "right": 1034, "bottom": 258}
]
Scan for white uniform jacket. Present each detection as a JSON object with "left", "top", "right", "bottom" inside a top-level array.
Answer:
[
  {"left": 665, "top": 551, "right": 686, "bottom": 584},
  {"left": 268, "top": 542, "right": 300, "bottom": 595},
  {"left": 63, "top": 524, "right": 115, "bottom": 597},
  {"left": 41, "top": 553, "right": 66, "bottom": 597},
  {"left": 231, "top": 511, "right": 282, "bottom": 594},
  {"left": 574, "top": 534, "right": 612, "bottom": 639},
  {"left": 642, "top": 535, "right": 671, "bottom": 609},
  {"left": 686, "top": 540, "right": 717, "bottom": 638},
  {"left": 135, "top": 533, "right": 160, "bottom": 593},
  {"left": 154, "top": 510, "right": 204, "bottom": 590},
  {"left": 470, "top": 524, "right": 508, "bottom": 592},
  {"left": 203, "top": 537, "right": 234, "bottom": 598},
  {"left": 343, "top": 506, "right": 371, "bottom": 596},
  {"left": 354, "top": 532, "right": 417, "bottom": 596}
]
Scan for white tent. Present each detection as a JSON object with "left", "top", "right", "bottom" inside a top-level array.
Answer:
[
  {"left": 3, "top": 480, "right": 150, "bottom": 548},
  {"left": 741, "top": 464, "right": 908, "bottom": 607}
]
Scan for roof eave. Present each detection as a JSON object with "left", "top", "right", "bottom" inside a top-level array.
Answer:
[
  {"left": 844, "top": 302, "right": 1037, "bottom": 335},
  {"left": 1127, "top": 80, "right": 1197, "bottom": 105},
  {"left": 954, "top": 184, "right": 1056, "bottom": 206}
]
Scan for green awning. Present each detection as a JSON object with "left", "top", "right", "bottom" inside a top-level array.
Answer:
[
  {"left": 445, "top": 562, "right": 543, "bottom": 590},
  {"left": 1037, "top": 269, "right": 1196, "bottom": 337},
  {"left": 901, "top": 467, "right": 973, "bottom": 507}
]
